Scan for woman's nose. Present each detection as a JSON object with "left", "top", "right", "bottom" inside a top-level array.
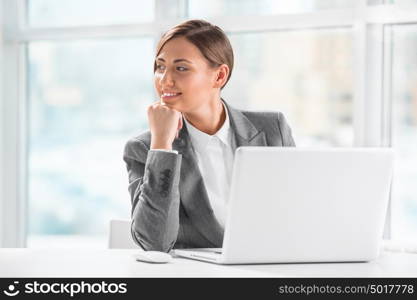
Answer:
[{"left": 160, "top": 70, "right": 174, "bottom": 86}]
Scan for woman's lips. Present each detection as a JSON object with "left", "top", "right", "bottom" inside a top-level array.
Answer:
[{"left": 161, "top": 93, "right": 182, "bottom": 101}]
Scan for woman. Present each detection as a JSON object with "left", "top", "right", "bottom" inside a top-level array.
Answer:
[{"left": 123, "top": 19, "right": 295, "bottom": 252}]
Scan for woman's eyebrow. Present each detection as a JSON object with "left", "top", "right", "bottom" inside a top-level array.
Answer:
[{"left": 156, "top": 58, "right": 193, "bottom": 64}]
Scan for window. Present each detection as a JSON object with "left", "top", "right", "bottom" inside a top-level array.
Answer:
[
  {"left": 27, "top": 0, "right": 155, "bottom": 27},
  {"left": 224, "top": 29, "right": 353, "bottom": 146},
  {"left": 27, "top": 38, "right": 154, "bottom": 247}
]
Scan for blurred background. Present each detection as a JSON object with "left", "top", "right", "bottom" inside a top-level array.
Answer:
[{"left": 0, "top": 0, "right": 416, "bottom": 248}]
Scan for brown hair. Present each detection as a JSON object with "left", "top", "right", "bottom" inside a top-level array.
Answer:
[{"left": 154, "top": 19, "right": 234, "bottom": 90}]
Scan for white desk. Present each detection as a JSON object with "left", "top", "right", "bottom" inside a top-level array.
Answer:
[{"left": 0, "top": 249, "right": 416, "bottom": 277}]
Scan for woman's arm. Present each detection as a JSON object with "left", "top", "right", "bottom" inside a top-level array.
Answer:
[{"left": 123, "top": 138, "right": 182, "bottom": 252}]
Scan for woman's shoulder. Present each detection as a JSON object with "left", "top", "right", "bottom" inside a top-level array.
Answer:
[
  {"left": 232, "top": 107, "right": 294, "bottom": 146},
  {"left": 233, "top": 107, "right": 295, "bottom": 146},
  {"left": 240, "top": 109, "right": 283, "bottom": 119},
  {"left": 238, "top": 108, "right": 288, "bottom": 130}
]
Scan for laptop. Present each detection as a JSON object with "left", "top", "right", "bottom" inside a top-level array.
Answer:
[{"left": 173, "top": 147, "right": 394, "bottom": 264}]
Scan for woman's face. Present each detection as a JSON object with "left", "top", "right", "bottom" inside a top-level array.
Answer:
[{"left": 154, "top": 37, "right": 225, "bottom": 113}]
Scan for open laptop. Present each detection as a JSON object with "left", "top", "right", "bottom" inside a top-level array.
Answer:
[{"left": 173, "top": 147, "right": 394, "bottom": 264}]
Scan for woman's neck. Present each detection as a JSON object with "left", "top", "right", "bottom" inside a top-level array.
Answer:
[{"left": 183, "top": 98, "right": 226, "bottom": 135}]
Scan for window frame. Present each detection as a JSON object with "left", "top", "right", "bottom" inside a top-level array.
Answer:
[{"left": 2, "top": 0, "right": 417, "bottom": 247}]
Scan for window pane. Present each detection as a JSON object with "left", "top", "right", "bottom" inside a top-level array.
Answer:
[
  {"left": 27, "top": 0, "right": 154, "bottom": 27},
  {"left": 222, "top": 29, "right": 353, "bottom": 146},
  {"left": 27, "top": 38, "right": 154, "bottom": 247},
  {"left": 391, "top": 25, "right": 417, "bottom": 241},
  {"left": 188, "top": 0, "right": 354, "bottom": 17}
]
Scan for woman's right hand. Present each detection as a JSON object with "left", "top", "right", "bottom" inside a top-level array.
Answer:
[{"left": 147, "top": 100, "right": 183, "bottom": 150}]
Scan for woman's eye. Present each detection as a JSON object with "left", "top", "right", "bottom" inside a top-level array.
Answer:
[
  {"left": 155, "top": 65, "right": 187, "bottom": 72},
  {"left": 156, "top": 64, "right": 165, "bottom": 71}
]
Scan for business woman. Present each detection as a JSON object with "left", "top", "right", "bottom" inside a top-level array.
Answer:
[{"left": 123, "top": 19, "right": 296, "bottom": 252}]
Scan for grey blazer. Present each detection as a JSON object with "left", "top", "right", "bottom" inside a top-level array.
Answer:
[{"left": 123, "top": 99, "right": 295, "bottom": 252}]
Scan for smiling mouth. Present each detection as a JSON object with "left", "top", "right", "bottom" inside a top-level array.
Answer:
[{"left": 161, "top": 93, "right": 182, "bottom": 100}]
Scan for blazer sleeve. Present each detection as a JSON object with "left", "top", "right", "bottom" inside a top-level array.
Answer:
[
  {"left": 123, "top": 138, "right": 182, "bottom": 252},
  {"left": 277, "top": 112, "right": 296, "bottom": 147}
]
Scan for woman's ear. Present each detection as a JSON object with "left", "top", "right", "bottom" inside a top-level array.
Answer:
[{"left": 213, "top": 64, "right": 229, "bottom": 89}]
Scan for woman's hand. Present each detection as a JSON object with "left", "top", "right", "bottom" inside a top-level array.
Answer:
[{"left": 147, "top": 100, "right": 183, "bottom": 150}]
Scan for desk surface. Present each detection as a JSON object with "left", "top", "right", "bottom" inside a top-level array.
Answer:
[{"left": 0, "top": 249, "right": 416, "bottom": 277}]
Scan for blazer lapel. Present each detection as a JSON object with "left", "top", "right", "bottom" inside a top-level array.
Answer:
[
  {"left": 223, "top": 99, "right": 267, "bottom": 148},
  {"left": 173, "top": 123, "right": 224, "bottom": 247}
]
